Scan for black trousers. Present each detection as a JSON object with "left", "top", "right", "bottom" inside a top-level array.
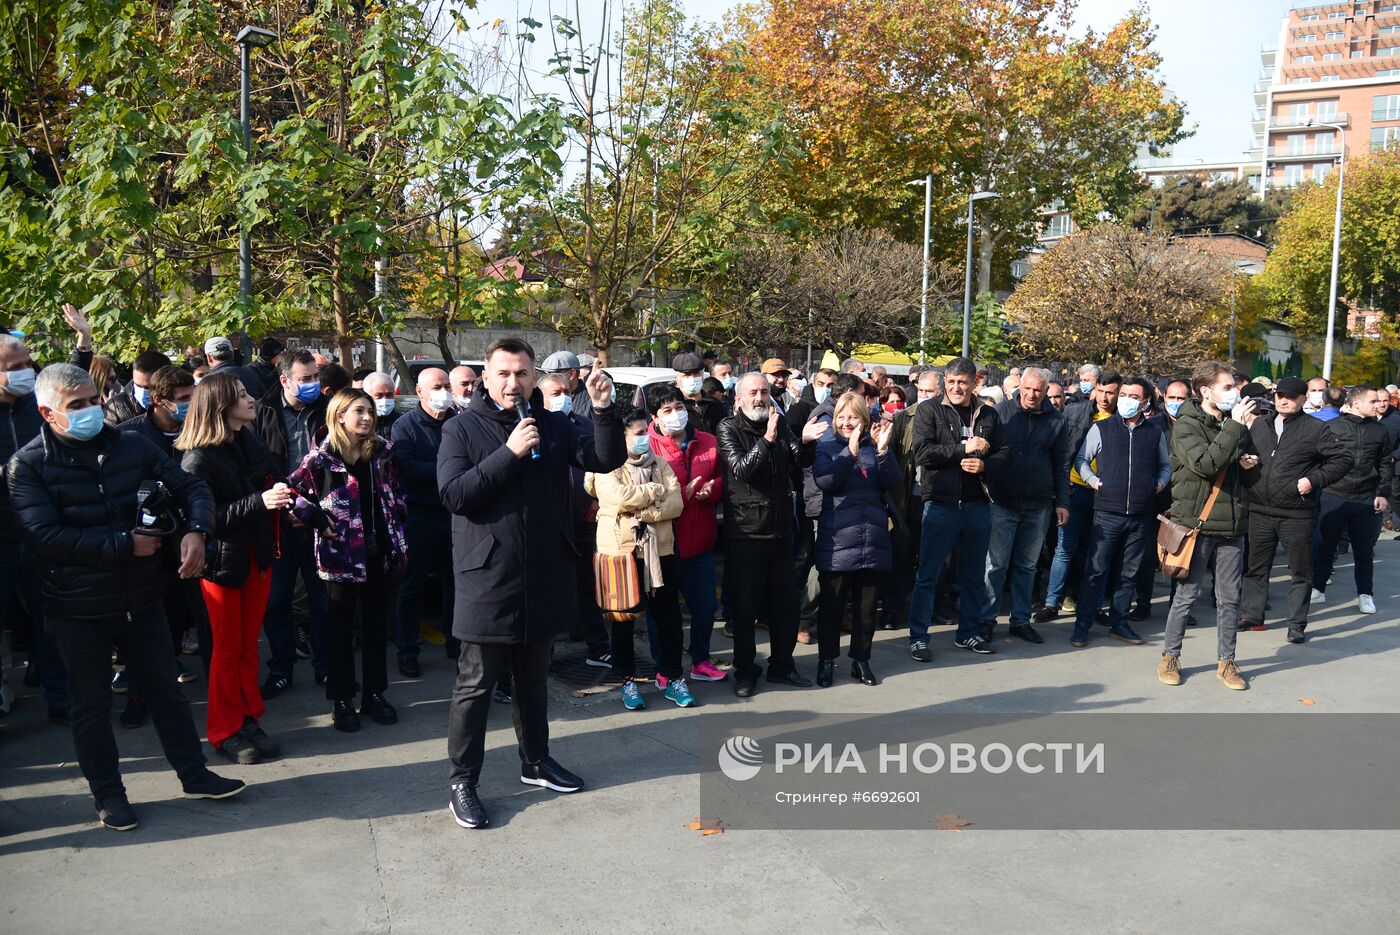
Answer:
[
  {"left": 612, "top": 554, "right": 684, "bottom": 680},
  {"left": 1241, "top": 511, "right": 1315, "bottom": 629},
  {"left": 725, "top": 536, "right": 798, "bottom": 679},
  {"left": 447, "top": 638, "right": 553, "bottom": 787},
  {"left": 816, "top": 569, "right": 881, "bottom": 662},
  {"left": 324, "top": 561, "right": 390, "bottom": 702},
  {"left": 47, "top": 604, "right": 207, "bottom": 800}
]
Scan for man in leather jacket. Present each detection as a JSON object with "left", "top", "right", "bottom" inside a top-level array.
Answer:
[{"left": 717, "top": 372, "right": 823, "bottom": 697}]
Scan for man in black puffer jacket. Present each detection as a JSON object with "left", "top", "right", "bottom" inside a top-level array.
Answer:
[
  {"left": 1312, "top": 385, "right": 1399, "bottom": 615},
  {"left": 718, "top": 372, "right": 821, "bottom": 697},
  {"left": 1241, "top": 376, "right": 1352, "bottom": 643},
  {"left": 984, "top": 367, "right": 1069, "bottom": 644},
  {"left": 7, "top": 363, "right": 242, "bottom": 831}
]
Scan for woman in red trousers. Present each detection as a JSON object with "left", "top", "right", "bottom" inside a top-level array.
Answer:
[{"left": 177, "top": 372, "right": 324, "bottom": 763}]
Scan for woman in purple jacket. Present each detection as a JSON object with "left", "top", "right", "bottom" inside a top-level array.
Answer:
[
  {"left": 288, "top": 389, "right": 409, "bottom": 732},
  {"left": 812, "top": 392, "right": 902, "bottom": 687}
]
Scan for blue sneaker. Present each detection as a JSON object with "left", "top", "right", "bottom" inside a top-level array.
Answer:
[
  {"left": 664, "top": 677, "right": 696, "bottom": 708},
  {"left": 620, "top": 679, "right": 646, "bottom": 710}
]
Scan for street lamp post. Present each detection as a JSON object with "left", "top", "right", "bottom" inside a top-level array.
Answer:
[
  {"left": 235, "top": 25, "right": 278, "bottom": 361},
  {"left": 915, "top": 174, "right": 932, "bottom": 365},
  {"left": 1313, "top": 121, "right": 1347, "bottom": 381},
  {"left": 962, "top": 190, "right": 999, "bottom": 359}
]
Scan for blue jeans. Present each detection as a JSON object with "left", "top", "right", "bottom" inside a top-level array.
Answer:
[
  {"left": 394, "top": 511, "right": 456, "bottom": 657},
  {"left": 1074, "top": 512, "right": 1153, "bottom": 630},
  {"left": 0, "top": 539, "right": 68, "bottom": 708},
  {"left": 646, "top": 551, "right": 719, "bottom": 665},
  {"left": 984, "top": 505, "right": 1054, "bottom": 629},
  {"left": 908, "top": 500, "right": 992, "bottom": 643},
  {"left": 263, "top": 525, "right": 329, "bottom": 680},
  {"left": 1044, "top": 485, "right": 1095, "bottom": 608}
]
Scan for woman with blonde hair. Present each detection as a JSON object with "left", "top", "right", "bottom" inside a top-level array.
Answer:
[
  {"left": 811, "top": 391, "right": 902, "bottom": 687},
  {"left": 87, "top": 355, "right": 119, "bottom": 407},
  {"left": 587, "top": 408, "right": 689, "bottom": 710},
  {"left": 178, "top": 371, "right": 324, "bottom": 764},
  {"left": 287, "top": 388, "right": 408, "bottom": 732}
]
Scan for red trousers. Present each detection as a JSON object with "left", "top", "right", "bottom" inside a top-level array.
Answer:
[{"left": 200, "top": 559, "right": 272, "bottom": 748}]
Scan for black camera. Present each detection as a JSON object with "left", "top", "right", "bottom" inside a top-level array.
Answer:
[{"left": 134, "top": 481, "right": 179, "bottom": 537}]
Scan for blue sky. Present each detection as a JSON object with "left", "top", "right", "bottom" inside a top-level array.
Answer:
[{"left": 465, "top": 0, "right": 1294, "bottom": 164}]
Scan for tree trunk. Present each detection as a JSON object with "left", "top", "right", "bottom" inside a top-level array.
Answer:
[
  {"left": 332, "top": 240, "right": 354, "bottom": 367},
  {"left": 436, "top": 315, "right": 453, "bottom": 364},
  {"left": 380, "top": 330, "right": 414, "bottom": 389},
  {"left": 977, "top": 229, "right": 999, "bottom": 297}
]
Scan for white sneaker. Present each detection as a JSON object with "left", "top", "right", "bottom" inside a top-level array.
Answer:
[
  {"left": 1310, "top": 589, "right": 1326, "bottom": 605},
  {"left": 1359, "top": 594, "right": 1377, "bottom": 614}
]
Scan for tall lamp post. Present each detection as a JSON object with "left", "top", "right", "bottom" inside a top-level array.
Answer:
[
  {"left": 236, "top": 25, "right": 278, "bottom": 361},
  {"left": 908, "top": 174, "right": 933, "bottom": 364},
  {"left": 1312, "top": 121, "right": 1347, "bottom": 381},
  {"left": 962, "top": 190, "right": 999, "bottom": 359}
]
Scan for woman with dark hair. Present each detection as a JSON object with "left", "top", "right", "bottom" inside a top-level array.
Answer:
[
  {"left": 287, "top": 388, "right": 409, "bottom": 732},
  {"left": 177, "top": 371, "right": 325, "bottom": 763}
]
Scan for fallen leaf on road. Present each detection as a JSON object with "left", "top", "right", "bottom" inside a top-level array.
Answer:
[
  {"left": 685, "top": 817, "right": 724, "bottom": 836},
  {"left": 935, "top": 814, "right": 973, "bottom": 832},
  {"left": 1299, "top": 697, "right": 1317, "bottom": 705},
  {"left": 1001, "top": 640, "right": 1013, "bottom": 645}
]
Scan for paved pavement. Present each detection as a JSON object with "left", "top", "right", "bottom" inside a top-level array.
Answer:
[{"left": 3, "top": 545, "right": 1400, "bottom": 934}]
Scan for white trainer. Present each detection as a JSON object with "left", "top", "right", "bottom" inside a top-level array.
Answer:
[
  {"left": 1359, "top": 594, "right": 1377, "bottom": 614},
  {"left": 1310, "top": 589, "right": 1326, "bottom": 605}
]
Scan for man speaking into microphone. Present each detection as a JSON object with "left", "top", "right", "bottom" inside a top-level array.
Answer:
[{"left": 438, "top": 338, "right": 624, "bottom": 829}]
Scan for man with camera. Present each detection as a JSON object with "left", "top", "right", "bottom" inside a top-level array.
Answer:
[
  {"left": 1238, "top": 378, "right": 1351, "bottom": 643},
  {"left": 7, "top": 363, "right": 244, "bottom": 831}
]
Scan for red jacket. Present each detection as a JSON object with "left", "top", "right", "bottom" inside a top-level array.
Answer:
[{"left": 647, "top": 423, "right": 723, "bottom": 559}]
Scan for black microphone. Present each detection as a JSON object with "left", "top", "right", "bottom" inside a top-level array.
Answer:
[{"left": 514, "top": 398, "right": 540, "bottom": 460}]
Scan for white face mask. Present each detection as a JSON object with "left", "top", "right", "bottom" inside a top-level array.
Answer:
[
  {"left": 788, "top": 378, "right": 807, "bottom": 396},
  {"left": 1214, "top": 389, "right": 1240, "bottom": 413},
  {"left": 659, "top": 409, "right": 689, "bottom": 434},
  {"left": 679, "top": 375, "right": 703, "bottom": 395},
  {"left": 374, "top": 398, "right": 396, "bottom": 417},
  {"left": 453, "top": 393, "right": 471, "bottom": 409},
  {"left": 427, "top": 389, "right": 453, "bottom": 413},
  {"left": 1307, "top": 390, "right": 1324, "bottom": 409},
  {"left": 2, "top": 367, "right": 36, "bottom": 397},
  {"left": 546, "top": 394, "right": 572, "bottom": 414}
]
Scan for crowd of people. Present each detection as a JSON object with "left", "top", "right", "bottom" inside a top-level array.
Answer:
[{"left": 0, "top": 310, "right": 1392, "bottom": 833}]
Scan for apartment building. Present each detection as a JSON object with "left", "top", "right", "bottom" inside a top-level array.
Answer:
[{"left": 1259, "top": 1, "right": 1400, "bottom": 189}]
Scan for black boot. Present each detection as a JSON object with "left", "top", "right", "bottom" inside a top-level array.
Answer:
[
  {"left": 816, "top": 659, "right": 835, "bottom": 688},
  {"left": 851, "top": 660, "right": 878, "bottom": 686},
  {"left": 332, "top": 699, "right": 361, "bottom": 732},
  {"left": 360, "top": 691, "right": 398, "bottom": 725}
]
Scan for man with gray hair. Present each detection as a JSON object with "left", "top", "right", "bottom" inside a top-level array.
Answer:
[
  {"left": 1068, "top": 364, "right": 1101, "bottom": 408},
  {"left": 362, "top": 371, "right": 400, "bottom": 437},
  {"left": 8, "top": 363, "right": 241, "bottom": 830},
  {"left": 450, "top": 364, "right": 478, "bottom": 410}
]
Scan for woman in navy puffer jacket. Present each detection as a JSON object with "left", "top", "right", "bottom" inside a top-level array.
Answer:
[{"left": 812, "top": 391, "right": 903, "bottom": 687}]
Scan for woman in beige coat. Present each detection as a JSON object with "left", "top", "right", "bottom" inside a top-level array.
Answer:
[{"left": 586, "top": 408, "right": 690, "bottom": 710}]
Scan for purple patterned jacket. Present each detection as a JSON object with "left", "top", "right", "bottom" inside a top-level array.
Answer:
[{"left": 287, "top": 441, "right": 409, "bottom": 584}]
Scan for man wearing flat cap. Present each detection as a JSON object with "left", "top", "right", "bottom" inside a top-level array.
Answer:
[
  {"left": 760, "top": 358, "right": 792, "bottom": 413},
  {"left": 541, "top": 350, "right": 592, "bottom": 415},
  {"left": 672, "top": 352, "right": 726, "bottom": 434},
  {"left": 1240, "top": 375, "right": 1353, "bottom": 643}
]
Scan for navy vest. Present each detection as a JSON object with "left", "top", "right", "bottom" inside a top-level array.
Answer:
[{"left": 1093, "top": 416, "right": 1163, "bottom": 516}]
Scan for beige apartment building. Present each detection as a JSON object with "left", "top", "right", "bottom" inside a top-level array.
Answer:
[{"left": 1259, "top": 1, "right": 1400, "bottom": 189}]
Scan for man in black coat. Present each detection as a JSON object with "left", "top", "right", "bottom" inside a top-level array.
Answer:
[
  {"left": 1312, "top": 385, "right": 1399, "bottom": 615},
  {"left": 103, "top": 349, "right": 171, "bottom": 427},
  {"left": 672, "top": 352, "right": 727, "bottom": 435},
  {"left": 718, "top": 372, "right": 823, "bottom": 697},
  {"left": 7, "top": 363, "right": 242, "bottom": 831},
  {"left": 906, "top": 358, "right": 1010, "bottom": 661},
  {"left": 438, "top": 337, "right": 623, "bottom": 830},
  {"left": 248, "top": 336, "right": 285, "bottom": 403},
  {"left": 1240, "top": 376, "right": 1352, "bottom": 643},
  {"left": 203, "top": 335, "right": 264, "bottom": 399},
  {"left": 983, "top": 368, "right": 1069, "bottom": 644},
  {"left": 252, "top": 348, "right": 331, "bottom": 696},
  {"left": 390, "top": 367, "right": 458, "bottom": 677}
]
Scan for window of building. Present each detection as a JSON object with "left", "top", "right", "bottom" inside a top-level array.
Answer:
[
  {"left": 1384, "top": 3, "right": 1400, "bottom": 12},
  {"left": 1318, "top": 99, "right": 1339, "bottom": 119},
  {"left": 1353, "top": 50, "right": 1366, "bottom": 57},
  {"left": 1300, "top": 32, "right": 1319, "bottom": 40},
  {"left": 1291, "top": 77, "right": 1315, "bottom": 84},
  {"left": 1284, "top": 164, "right": 1305, "bottom": 186},
  {"left": 1328, "top": 11, "right": 1347, "bottom": 18},
  {"left": 1380, "top": 45, "right": 1400, "bottom": 55},
  {"left": 1371, "top": 125, "right": 1400, "bottom": 150},
  {"left": 1300, "top": 13, "right": 1319, "bottom": 21},
  {"left": 1374, "top": 93, "right": 1400, "bottom": 120},
  {"left": 1380, "top": 68, "right": 1400, "bottom": 75},
  {"left": 1297, "top": 54, "right": 1315, "bottom": 62},
  {"left": 1287, "top": 133, "right": 1309, "bottom": 155},
  {"left": 1313, "top": 163, "right": 1334, "bottom": 182},
  {"left": 1044, "top": 214, "right": 1072, "bottom": 238},
  {"left": 1324, "top": 52, "right": 1343, "bottom": 60},
  {"left": 1327, "top": 30, "right": 1345, "bottom": 38},
  {"left": 1382, "top": 24, "right": 1400, "bottom": 33},
  {"left": 1321, "top": 74, "right": 1341, "bottom": 81},
  {"left": 1315, "top": 132, "right": 1336, "bottom": 154}
]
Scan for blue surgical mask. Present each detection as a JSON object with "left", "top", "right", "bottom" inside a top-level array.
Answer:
[
  {"left": 1165, "top": 400, "right": 1183, "bottom": 418},
  {"left": 61, "top": 405, "right": 106, "bottom": 441},
  {"left": 1079, "top": 380, "right": 1094, "bottom": 395},
  {"left": 294, "top": 380, "right": 321, "bottom": 404},
  {"left": 1216, "top": 390, "right": 1239, "bottom": 413},
  {"left": 133, "top": 385, "right": 152, "bottom": 408},
  {"left": 170, "top": 401, "right": 190, "bottom": 423},
  {"left": 3, "top": 367, "right": 36, "bottom": 397},
  {"left": 1117, "top": 397, "right": 1141, "bottom": 420},
  {"left": 720, "top": 375, "right": 736, "bottom": 391},
  {"left": 814, "top": 386, "right": 831, "bottom": 405},
  {"left": 628, "top": 434, "right": 651, "bottom": 456},
  {"left": 546, "top": 394, "right": 572, "bottom": 414},
  {"left": 680, "top": 375, "right": 703, "bottom": 395}
]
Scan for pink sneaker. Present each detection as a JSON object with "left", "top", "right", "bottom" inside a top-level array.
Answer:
[
  {"left": 655, "top": 674, "right": 670, "bottom": 690},
  {"left": 689, "top": 660, "right": 729, "bottom": 682}
]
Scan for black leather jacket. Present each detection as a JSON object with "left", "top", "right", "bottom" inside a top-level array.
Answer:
[
  {"left": 1322, "top": 413, "right": 1397, "bottom": 503},
  {"left": 7, "top": 425, "right": 215, "bottom": 619},
  {"left": 717, "top": 411, "right": 812, "bottom": 540},
  {"left": 1247, "top": 410, "right": 1353, "bottom": 517}
]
